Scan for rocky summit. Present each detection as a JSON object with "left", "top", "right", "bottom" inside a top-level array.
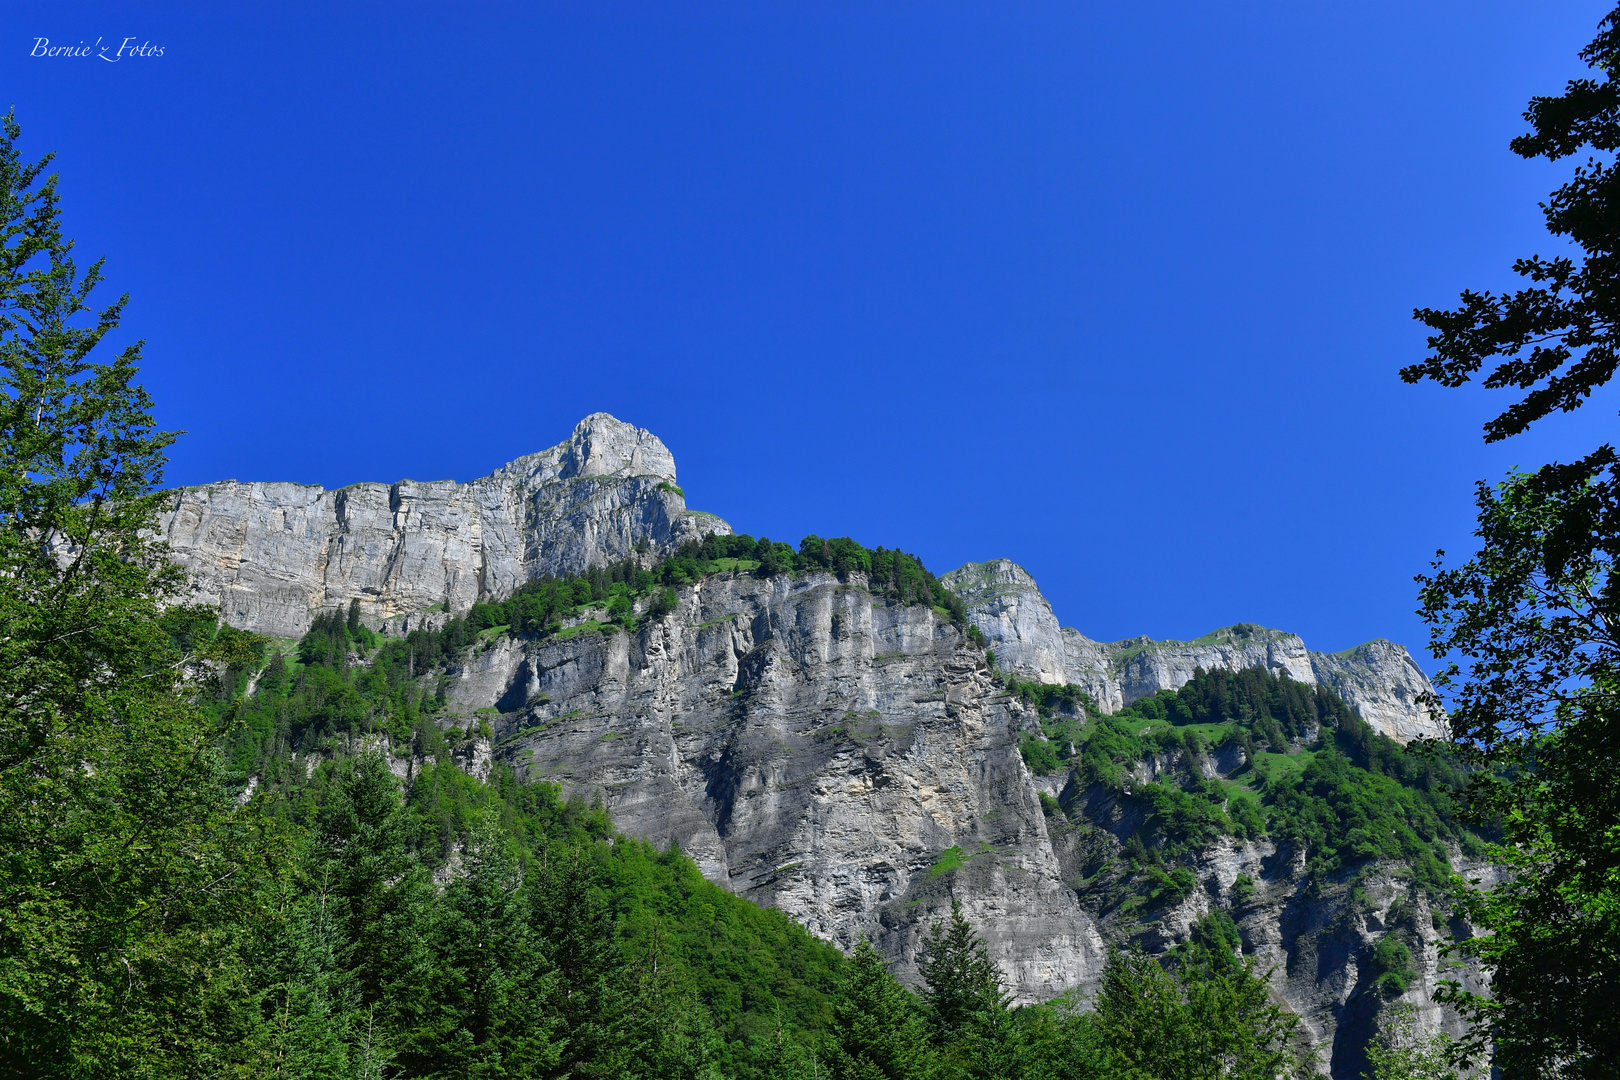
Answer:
[
  {"left": 158, "top": 413, "right": 1476, "bottom": 1078},
  {"left": 154, "top": 413, "right": 727, "bottom": 640}
]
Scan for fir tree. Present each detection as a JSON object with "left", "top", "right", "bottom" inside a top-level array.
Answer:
[
  {"left": 0, "top": 108, "right": 266, "bottom": 1077},
  {"left": 310, "top": 754, "right": 434, "bottom": 1036},
  {"left": 828, "top": 939, "right": 934, "bottom": 1080},
  {"left": 919, "top": 901, "right": 1004, "bottom": 1045},
  {"left": 405, "top": 819, "right": 560, "bottom": 1077}
]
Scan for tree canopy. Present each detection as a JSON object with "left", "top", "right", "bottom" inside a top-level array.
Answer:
[{"left": 1403, "top": 7, "right": 1620, "bottom": 1075}]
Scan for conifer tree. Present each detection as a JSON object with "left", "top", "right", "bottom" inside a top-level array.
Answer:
[
  {"left": 919, "top": 902, "right": 1004, "bottom": 1045},
  {"left": 1093, "top": 947, "right": 1303, "bottom": 1080},
  {"left": 405, "top": 819, "right": 559, "bottom": 1077},
  {"left": 530, "top": 839, "right": 623, "bottom": 1077},
  {"left": 247, "top": 866, "right": 372, "bottom": 1080},
  {"left": 828, "top": 939, "right": 934, "bottom": 1080},
  {"left": 0, "top": 109, "right": 265, "bottom": 1077},
  {"left": 310, "top": 754, "right": 434, "bottom": 1037}
]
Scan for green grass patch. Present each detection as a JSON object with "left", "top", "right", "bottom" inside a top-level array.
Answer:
[
  {"left": 1248, "top": 750, "right": 1310, "bottom": 787},
  {"left": 927, "top": 846, "right": 969, "bottom": 878},
  {"left": 555, "top": 620, "right": 612, "bottom": 640}
]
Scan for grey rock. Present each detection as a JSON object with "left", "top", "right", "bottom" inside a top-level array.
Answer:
[
  {"left": 449, "top": 569, "right": 1109, "bottom": 1004},
  {"left": 943, "top": 559, "right": 1446, "bottom": 743},
  {"left": 188, "top": 419, "right": 1471, "bottom": 1078},
  {"left": 1310, "top": 640, "right": 1446, "bottom": 745},
  {"left": 435, "top": 567, "right": 1472, "bottom": 1076},
  {"left": 153, "top": 413, "right": 729, "bottom": 639},
  {"left": 1046, "top": 768, "right": 1483, "bottom": 1077}
]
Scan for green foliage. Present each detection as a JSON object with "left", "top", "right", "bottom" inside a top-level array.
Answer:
[
  {"left": 1365, "top": 1003, "right": 1459, "bottom": 1080},
  {"left": 0, "top": 110, "right": 270, "bottom": 1076},
  {"left": 1018, "top": 734, "right": 1061, "bottom": 774},
  {"left": 1258, "top": 748, "right": 1462, "bottom": 888},
  {"left": 1092, "top": 946, "right": 1306, "bottom": 1080},
  {"left": 234, "top": 750, "right": 848, "bottom": 1080},
  {"left": 793, "top": 535, "right": 967, "bottom": 624},
  {"left": 1007, "top": 665, "right": 1481, "bottom": 891},
  {"left": 1231, "top": 873, "right": 1255, "bottom": 904},
  {"left": 826, "top": 940, "right": 934, "bottom": 1080},
  {"left": 928, "top": 846, "right": 970, "bottom": 878},
  {"left": 919, "top": 902, "right": 1004, "bottom": 1045},
  {"left": 1417, "top": 459, "right": 1620, "bottom": 1074},
  {"left": 1370, "top": 935, "right": 1417, "bottom": 999},
  {"left": 383, "top": 531, "right": 968, "bottom": 678},
  {"left": 1401, "top": 10, "right": 1620, "bottom": 445},
  {"left": 1401, "top": 15, "right": 1620, "bottom": 1069}
]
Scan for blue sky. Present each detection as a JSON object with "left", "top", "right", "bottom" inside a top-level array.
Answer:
[{"left": 7, "top": 2, "right": 1616, "bottom": 660}]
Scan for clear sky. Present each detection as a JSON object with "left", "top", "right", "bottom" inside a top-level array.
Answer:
[{"left": 7, "top": 3, "right": 1617, "bottom": 661}]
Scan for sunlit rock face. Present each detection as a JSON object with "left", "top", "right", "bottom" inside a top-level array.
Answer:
[
  {"left": 153, "top": 413, "right": 727, "bottom": 639},
  {"left": 452, "top": 565, "right": 1469, "bottom": 1076},
  {"left": 183, "top": 415, "right": 1466, "bottom": 1078},
  {"left": 454, "top": 571, "right": 1109, "bottom": 1005},
  {"left": 942, "top": 558, "right": 1446, "bottom": 744}
]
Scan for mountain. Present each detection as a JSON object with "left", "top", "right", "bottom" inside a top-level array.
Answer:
[
  {"left": 154, "top": 413, "right": 726, "bottom": 639},
  {"left": 158, "top": 413, "right": 1480, "bottom": 1078},
  {"left": 939, "top": 559, "right": 1446, "bottom": 745}
]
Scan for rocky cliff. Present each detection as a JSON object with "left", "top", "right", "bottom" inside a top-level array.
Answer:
[
  {"left": 437, "top": 565, "right": 1471, "bottom": 1076},
  {"left": 940, "top": 559, "right": 1446, "bottom": 744},
  {"left": 190, "top": 414, "right": 1469, "bottom": 1078},
  {"left": 153, "top": 413, "right": 728, "bottom": 639},
  {"left": 451, "top": 571, "right": 1108, "bottom": 1004}
]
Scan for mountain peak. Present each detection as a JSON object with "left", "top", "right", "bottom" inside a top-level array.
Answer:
[{"left": 494, "top": 412, "right": 678, "bottom": 486}]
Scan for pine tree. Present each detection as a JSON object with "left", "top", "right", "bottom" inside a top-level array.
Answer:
[
  {"left": 829, "top": 939, "right": 934, "bottom": 1080},
  {"left": 0, "top": 109, "right": 266, "bottom": 1076},
  {"left": 919, "top": 901, "right": 1004, "bottom": 1045}
]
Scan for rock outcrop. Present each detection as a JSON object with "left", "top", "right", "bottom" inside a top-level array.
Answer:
[
  {"left": 187, "top": 415, "right": 1467, "bottom": 1078},
  {"left": 1310, "top": 641, "right": 1447, "bottom": 745},
  {"left": 453, "top": 571, "right": 1108, "bottom": 1003},
  {"left": 153, "top": 413, "right": 729, "bottom": 639},
  {"left": 941, "top": 559, "right": 1446, "bottom": 744},
  {"left": 439, "top": 567, "right": 1467, "bottom": 1076}
]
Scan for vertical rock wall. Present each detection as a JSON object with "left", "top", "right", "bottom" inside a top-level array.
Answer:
[{"left": 153, "top": 413, "right": 728, "bottom": 639}]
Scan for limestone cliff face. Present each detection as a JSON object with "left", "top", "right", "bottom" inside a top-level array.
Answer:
[
  {"left": 1310, "top": 641, "right": 1446, "bottom": 745},
  {"left": 942, "top": 559, "right": 1446, "bottom": 744},
  {"left": 448, "top": 570, "right": 1108, "bottom": 1003},
  {"left": 1044, "top": 785, "right": 1491, "bottom": 1079},
  {"left": 153, "top": 413, "right": 729, "bottom": 639},
  {"left": 192, "top": 416, "right": 1469, "bottom": 1078},
  {"left": 434, "top": 568, "right": 1469, "bottom": 1077}
]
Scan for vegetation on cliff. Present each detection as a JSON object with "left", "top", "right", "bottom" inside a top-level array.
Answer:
[
  {"left": 1012, "top": 665, "right": 1483, "bottom": 891},
  {"left": 356, "top": 530, "right": 968, "bottom": 677}
]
